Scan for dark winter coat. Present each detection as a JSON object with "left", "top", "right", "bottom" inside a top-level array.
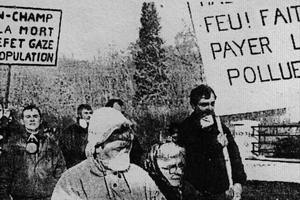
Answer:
[
  {"left": 0, "top": 116, "right": 21, "bottom": 152},
  {"left": 60, "top": 123, "right": 88, "bottom": 168},
  {"left": 178, "top": 112, "right": 247, "bottom": 195},
  {"left": 152, "top": 177, "right": 202, "bottom": 200},
  {"left": 0, "top": 128, "right": 66, "bottom": 200}
]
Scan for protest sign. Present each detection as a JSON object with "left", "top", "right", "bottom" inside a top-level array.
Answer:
[
  {"left": 0, "top": 6, "right": 62, "bottom": 66},
  {"left": 189, "top": 0, "right": 300, "bottom": 115}
]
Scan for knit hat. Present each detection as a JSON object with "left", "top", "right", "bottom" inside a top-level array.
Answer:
[{"left": 85, "top": 107, "right": 132, "bottom": 156}]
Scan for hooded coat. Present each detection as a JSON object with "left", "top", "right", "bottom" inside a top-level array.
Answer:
[
  {"left": 52, "top": 157, "right": 165, "bottom": 200},
  {"left": 52, "top": 107, "right": 165, "bottom": 200}
]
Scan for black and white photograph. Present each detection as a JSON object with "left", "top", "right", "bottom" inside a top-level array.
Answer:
[{"left": 0, "top": 0, "right": 299, "bottom": 199}]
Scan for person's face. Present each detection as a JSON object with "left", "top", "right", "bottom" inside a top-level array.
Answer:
[
  {"left": 80, "top": 109, "right": 93, "bottom": 122},
  {"left": 95, "top": 128, "right": 134, "bottom": 171},
  {"left": 194, "top": 93, "right": 216, "bottom": 117},
  {"left": 22, "top": 109, "right": 41, "bottom": 132},
  {"left": 157, "top": 156, "right": 185, "bottom": 187}
]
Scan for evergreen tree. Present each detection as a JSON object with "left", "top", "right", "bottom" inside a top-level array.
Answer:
[{"left": 133, "top": 2, "right": 169, "bottom": 105}]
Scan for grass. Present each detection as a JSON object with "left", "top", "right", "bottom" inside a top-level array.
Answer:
[{"left": 243, "top": 181, "right": 300, "bottom": 200}]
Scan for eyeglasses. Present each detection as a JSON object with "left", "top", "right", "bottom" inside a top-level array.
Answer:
[{"left": 161, "top": 163, "right": 184, "bottom": 174}]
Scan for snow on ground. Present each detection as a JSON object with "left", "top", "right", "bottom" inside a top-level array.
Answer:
[{"left": 244, "top": 158, "right": 300, "bottom": 183}]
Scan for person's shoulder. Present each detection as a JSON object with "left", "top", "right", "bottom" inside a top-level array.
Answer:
[
  {"left": 63, "top": 123, "right": 79, "bottom": 132},
  {"left": 183, "top": 180, "right": 197, "bottom": 192},
  {"left": 183, "top": 180, "right": 203, "bottom": 200},
  {"left": 127, "top": 164, "right": 160, "bottom": 187},
  {"left": 6, "top": 132, "right": 25, "bottom": 146},
  {"left": 128, "top": 164, "right": 151, "bottom": 178},
  {"left": 129, "top": 163, "right": 146, "bottom": 172},
  {"left": 2, "top": 134, "right": 26, "bottom": 155},
  {"left": 61, "top": 123, "right": 81, "bottom": 139},
  {"left": 180, "top": 113, "right": 195, "bottom": 127},
  {"left": 60, "top": 159, "right": 89, "bottom": 180}
]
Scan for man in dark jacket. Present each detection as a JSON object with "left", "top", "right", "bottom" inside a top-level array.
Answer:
[
  {"left": 178, "top": 85, "right": 246, "bottom": 200},
  {"left": 60, "top": 104, "right": 92, "bottom": 168},
  {"left": 0, "top": 105, "right": 66, "bottom": 200}
]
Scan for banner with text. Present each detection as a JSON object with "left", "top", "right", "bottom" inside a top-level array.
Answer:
[
  {"left": 0, "top": 6, "right": 62, "bottom": 66},
  {"left": 189, "top": 0, "right": 300, "bottom": 115}
]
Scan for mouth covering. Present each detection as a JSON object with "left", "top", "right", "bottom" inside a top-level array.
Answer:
[{"left": 85, "top": 107, "right": 132, "bottom": 157}]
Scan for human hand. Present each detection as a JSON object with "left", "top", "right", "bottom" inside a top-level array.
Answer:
[
  {"left": 232, "top": 183, "right": 242, "bottom": 200},
  {"left": 217, "top": 133, "right": 228, "bottom": 147},
  {"left": 226, "top": 183, "right": 242, "bottom": 200}
]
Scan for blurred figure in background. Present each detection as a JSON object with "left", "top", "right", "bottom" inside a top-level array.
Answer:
[
  {"left": 0, "top": 104, "right": 65, "bottom": 200},
  {"left": 163, "top": 122, "right": 180, "bottom": 144},
  {"left": 60, "top": 104, "right": 93, "bottom": 168},
  {"left": 145, "top": 142, "right": 201, "bottom": 200},
  {"left": 105, "top": 98, "right": 144, "bottom": 167},
  {"left": 52, "top": 107, "right": 165, "bottom": 200},
  {"left": 0, "top": 102, "right": 20, "bottom": 154}
]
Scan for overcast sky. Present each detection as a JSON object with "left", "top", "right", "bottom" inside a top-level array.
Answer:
[
  {"left": 1, "top": 0, "right": 299, "bottom": 117},
  {"left": 1, "top": 0, "right": 191, "bottom": 60}
]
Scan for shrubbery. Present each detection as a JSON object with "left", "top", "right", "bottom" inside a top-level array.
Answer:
[{"left": 0, "top": 24, "right": 203, "bottom": 150}]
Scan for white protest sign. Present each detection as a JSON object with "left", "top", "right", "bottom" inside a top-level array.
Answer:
[
  {"left": 0, "top": 6, "right": 62, "bottom": 66},
  {"left": 189, "top": 0, "right": 300, "bottom": 115}
]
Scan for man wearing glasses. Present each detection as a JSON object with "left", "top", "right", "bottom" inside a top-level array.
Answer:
[
  {"left": 178, "top": 84, "right": 246, "bottom": 200},
  {"left": 52, "top": 107, "right": 165, "bottom": 200}
]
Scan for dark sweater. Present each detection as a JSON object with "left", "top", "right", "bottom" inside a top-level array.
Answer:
[
  {"left": 60, "top": 123, "right": 88, "bottom": 168},
  {"left": 178, "top": 112, "right": 246, "bottom": 194}
]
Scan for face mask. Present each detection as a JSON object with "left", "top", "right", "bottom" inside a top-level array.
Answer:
[
  {"left": 79, "top": 119, "right": 88, "bottom": 129},
  {"left": 26, "top": 134, "right": 39, "bottom": 154},
  {"left": 200, "top": 114, "right": 215, "bottom": 128},
  {"left": 101, "top": 149, "right": 130, "bottom": 171}
]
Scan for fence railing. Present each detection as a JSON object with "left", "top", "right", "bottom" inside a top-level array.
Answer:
[{"left": 251, "top": 124, "right": 300, "bottom": 157}]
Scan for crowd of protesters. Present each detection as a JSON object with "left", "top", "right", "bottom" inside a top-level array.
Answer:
[{"left": 0, "top": 84, "right": 246, "bottom": 200}]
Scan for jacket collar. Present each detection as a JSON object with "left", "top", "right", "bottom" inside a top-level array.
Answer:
[
  {"left": 88, "top": 157, "right": 130, "bottom": 177},
  {"left": 88, "top": 157, "right": 107, "bottom": 177},
  {"left": 21, "top": 128, "right": 47, "bottom": 141},
  {"left": 188, "top": 111, "right": 202, "bottom": 127}
]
